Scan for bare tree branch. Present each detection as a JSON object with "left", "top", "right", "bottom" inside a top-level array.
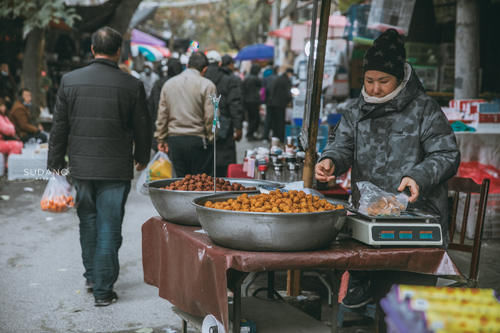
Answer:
[{"left": 223, "top": 0, "right": 240, "bottom": 50}]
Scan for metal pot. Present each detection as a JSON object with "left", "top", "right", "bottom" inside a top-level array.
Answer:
[
  {"left": 148, "top": 178, "right": 282, "bottom": 226},
  {"left": 192, "top": 192, "right": 348, "bottom": 251}
]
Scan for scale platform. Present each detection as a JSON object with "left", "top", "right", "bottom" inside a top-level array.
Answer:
[{"left": 347, "top": 211, "right": 443, "bottom": 246}]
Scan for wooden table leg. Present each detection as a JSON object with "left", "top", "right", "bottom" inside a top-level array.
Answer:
[
  {"left": 181, "top": 319, "right": 187, "bottom": 333},
  {"left": 286, "top": 269, "right": 301, "bottom": 296}
]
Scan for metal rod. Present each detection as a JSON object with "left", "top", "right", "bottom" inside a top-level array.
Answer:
[
  {"left": 302, "top": 0, "right": 319, "bottom": 133},
  {"left": 303, "top": 0, "right": 331, "bottom": 188},
  {"left": 214, "top": 133, "right": 217, "bottom": 192}
]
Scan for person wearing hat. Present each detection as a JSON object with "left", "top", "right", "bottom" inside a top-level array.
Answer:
[
  {"left": 139, "top": 61, "right": 159, "bottom": 98},
  {"left": 315, "top": 29, "right": 460, "bottom": 308}
]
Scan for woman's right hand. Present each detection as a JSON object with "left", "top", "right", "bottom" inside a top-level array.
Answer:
[{"left": 315, "top": 158, "right": 336, "bottom": 182}]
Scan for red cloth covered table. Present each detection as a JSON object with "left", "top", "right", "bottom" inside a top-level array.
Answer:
[{"left": 142, "top": 217, "right": 460, "bottom": 331}]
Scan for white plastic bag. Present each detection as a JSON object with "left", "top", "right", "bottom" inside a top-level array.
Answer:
[
  {"left": 357, "top": 181, "right": 408, "bottom": 216},
  {"left": 136, "top": 151, "right": 175, "bottom": 195},
  {"left": 40, "top": 174, "right": 74, "bottom": 212}
]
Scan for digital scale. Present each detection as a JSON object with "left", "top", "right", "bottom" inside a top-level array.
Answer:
[{"left": 346, "top": 210, "right": 443, "bottom": 246}]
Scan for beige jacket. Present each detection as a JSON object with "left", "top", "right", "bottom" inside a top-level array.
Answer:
[{"left": 154, "top": 68, "right": 216, "bottom": 142}]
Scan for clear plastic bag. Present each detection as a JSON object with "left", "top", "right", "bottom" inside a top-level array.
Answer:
[
  {"left": 357, "top": 181, "right": 408, "bottom": 216},
  {"left": 40, "top": 174, "right": 74, "bottom": 212},
  {"left": 136, "top": 151, "right": 175, "bottom": 195}
]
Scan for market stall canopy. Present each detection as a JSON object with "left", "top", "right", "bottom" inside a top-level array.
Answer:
[
  {"left": 305, "top": 14, "right": 347, "bottom": 28},
  {"left": 131, "top": 42, "right": 170, "bottom": 61},
  {"left": 305, "top": 14, "right": 347, "bottom": 39},
  {"left": 234, "top": 44, "right": 274, "bottom": 61},
  {"left": 131, "top": 29, "right": 166, "bottom": 47},
  {"left": 268, "top": 26, "right": 292, "bottom": 40}
]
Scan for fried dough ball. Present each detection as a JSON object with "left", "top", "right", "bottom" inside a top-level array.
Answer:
[{"left": 204, "top": 190, "right": 344, "bottom": 213}]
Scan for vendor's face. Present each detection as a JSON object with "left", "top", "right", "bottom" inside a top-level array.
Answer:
[
  {"left": 0, "top": 103, "right": 6, "bottom": 114},
  {"left": 364, "top": 70, "right": 398, "bottom": 98}
]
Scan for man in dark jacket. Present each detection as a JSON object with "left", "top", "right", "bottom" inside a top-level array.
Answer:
[
  {"left": 316, "top": 29, "right": 460, "bottom": 308},
  {"left": 147, "top": 58, "right": 183, "bottom": 151},
  {"left": 47, "top": 26, "right": 151, "bottom": 307},
  {"left": 205, "top": 53, "right": 244, "bottom": 176},
  {"left": 268, "top": 68, "right": 293, "bottom": 142},
  {"left": 242, "top": 63, "right": 262, "bottom": 141}
]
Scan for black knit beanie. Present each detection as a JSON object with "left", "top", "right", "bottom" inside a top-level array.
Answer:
[{"left": 363, "top": 29, "right": 406, "bottom": 80}]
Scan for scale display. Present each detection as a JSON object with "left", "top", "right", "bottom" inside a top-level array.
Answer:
[{"left": 347, "top": 216, "right": 443, "bottom": 246}]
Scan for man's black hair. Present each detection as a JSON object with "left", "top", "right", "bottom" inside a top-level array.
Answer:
[
  {"left": 167, "top": 58, "right": 183, "bottom": 78},
  {"left": 188, "top": 52, "right": 208, "bottom": 72},
  {"left": 285, "top": 68, "right": 294, "bottom": 74},
  {"left": 19, "top": 88, "right": 30, "bottom": 97},
  {"left": 91, "top": 26, "right": 122, "bottom": 56},
  {"left": 221, "top": 54, "right": 234, "bottom": 67}
]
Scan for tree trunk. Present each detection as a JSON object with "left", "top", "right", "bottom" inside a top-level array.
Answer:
[
  {"left": 454, "top": 0, "right": 480, "bottom": 99},
  {"left": 108, "top": 0, "right": 143, "bottom": 35},
  {"left": 22, "top": 27, "right": 45, "bottom": 111}
]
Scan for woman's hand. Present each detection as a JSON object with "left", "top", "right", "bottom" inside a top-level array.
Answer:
[
  {"left": 315, "top": 159, "right": 336, "bottom": 182},
  {"left": 398, "top": 177, "right": 419, "bottom": 203}
]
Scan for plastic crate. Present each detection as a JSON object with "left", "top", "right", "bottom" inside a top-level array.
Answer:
[
  {"left": 7, "top": 152, "right": 49, "bottom": 181},
  {"left": 0, "top": 153, "right": 4, "bottom": 177},
  {"left": 367, "top": 0, "right": 416, "bottom": 34},
  {"left": 413, "top": 65, "right": 438, "bottom": 91},
  {"left": 479, "top": 102, "right": 500, "bottom": 114},
  {"left": 285, "top": 124, "right": 329, "bottom": 152}
]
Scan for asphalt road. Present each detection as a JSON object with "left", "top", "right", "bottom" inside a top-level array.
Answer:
[{"left": 0, "top": 177, "right": 185, "bottom": 333}]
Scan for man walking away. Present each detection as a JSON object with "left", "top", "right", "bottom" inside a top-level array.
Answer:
[
  {"left": 268, "top": 68, "right": 293, "bottom": 142},
  {"left": 205, "top": 52, "right": 244, "bottom": 177},
  {"left": 262, "top": 66, "right": 278, "bottom": 141},
  {"left": 47, "top": 26, "right": 151, "bottom": 307},
  {"left": 155, "top": 52, "right": 216, "bottom": 177},
  {"left": 242, "top": 64, "right": 262, "bottom": 141}
]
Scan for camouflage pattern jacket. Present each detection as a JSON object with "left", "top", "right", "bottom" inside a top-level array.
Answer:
[{"left": 321, "top": 68, "right": 460, "bottom": 239}]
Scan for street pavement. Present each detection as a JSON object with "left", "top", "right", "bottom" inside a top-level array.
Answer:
[
  {"left": 0, "top": 177, "right": 185, "bottom": 333},
  {"left": 1, "top": 126, "right": 499, "bottom": 333},
  {"left": 0, "top": 130, "right": 263, "bottom": 333}
]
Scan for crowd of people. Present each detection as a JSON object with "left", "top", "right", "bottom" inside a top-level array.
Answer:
[{"left": 42, "top": 25, "right": 298, "bottom": 308}]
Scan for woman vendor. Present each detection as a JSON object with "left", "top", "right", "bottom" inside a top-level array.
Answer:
[{"left": 315, "top": 29, "right": 460, "bottom": 308}]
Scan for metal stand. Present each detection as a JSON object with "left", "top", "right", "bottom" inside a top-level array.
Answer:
[{"left": 210, "top": 94, "right": 221, "bottom": 190}]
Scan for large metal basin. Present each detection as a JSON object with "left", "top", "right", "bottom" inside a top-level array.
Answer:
[
  {"left": 192, "top": 192, "right": 348, "bottom": 251},
  {"left": 148, "top": 178, "right": 282, "bottom": 226}
]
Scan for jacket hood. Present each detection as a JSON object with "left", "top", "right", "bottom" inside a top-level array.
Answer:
[
  {"left": 205, "top": 64, "right": 224, "bottom": 85},
  {"left": 359, "top": 66, "right": 425, "bottom": 117}
]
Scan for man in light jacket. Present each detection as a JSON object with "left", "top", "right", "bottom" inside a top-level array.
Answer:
[{"left": 155, "top": 52, "right": 216, "bottom": 177}]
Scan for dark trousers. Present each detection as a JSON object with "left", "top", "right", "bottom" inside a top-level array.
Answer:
[
  {"left": 244, "top": 102, "right": 260, "bottom": 138},
  {"left": 74, "top": 179, "right": 131, "bottom": 299},
  {"left": 167, "top": 135, "right": 213, "bottom": 177},
  {"left": 269, "top": 106, "right": 286, "bottom": 142},
  {"left": 262, "top": 104, "right": 272, "bottom": 140}
]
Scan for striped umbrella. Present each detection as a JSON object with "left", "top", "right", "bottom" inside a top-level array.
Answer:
[{"left": 131, "top": 43, "right": 167, "bottom": 61}]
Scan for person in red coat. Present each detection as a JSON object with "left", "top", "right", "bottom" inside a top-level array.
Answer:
[{"left": 0, "top": 97, "right": 23, "bottom": 166}]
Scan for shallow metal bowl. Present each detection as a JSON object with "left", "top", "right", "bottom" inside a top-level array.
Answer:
[
  {"left": 192, "top": 192, "right": 348, "bottom": 251},
  {"left": 148, "top": 178, "right": 282, "bottom": 226}
]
